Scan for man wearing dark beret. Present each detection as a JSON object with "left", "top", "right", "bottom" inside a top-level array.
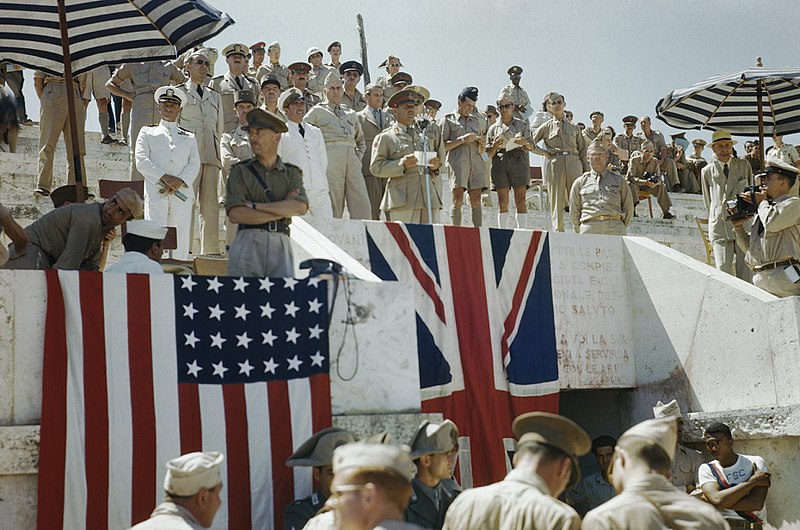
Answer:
[{"left": 326, "top": 41, "right": 342, "bottom": 71}]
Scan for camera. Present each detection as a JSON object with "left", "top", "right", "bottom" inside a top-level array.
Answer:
[
  {"left": 726, "top": 186, "right": 760, "bottom": 219},
  {"left": 642, "top": 171, "right": 661, "bottom": 184}
]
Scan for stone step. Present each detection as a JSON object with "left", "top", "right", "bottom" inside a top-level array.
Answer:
[{"left": 11, "top": 135, "right": 132, "bottom": 162}]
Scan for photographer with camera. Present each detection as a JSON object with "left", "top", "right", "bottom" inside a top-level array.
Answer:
[
  {"left": 701, "top": 129, "right": 754, "bottom": 279},
  {"left": 626, "top": 141, "right": 676, "bottom": 219},
  {"left": 732, "top": 160, "right": 800, "bottom": 297}
]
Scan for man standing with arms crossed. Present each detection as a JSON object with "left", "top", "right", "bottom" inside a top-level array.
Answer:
[{"left": 178, "top": 50, "right": 225, "bottom": 256}]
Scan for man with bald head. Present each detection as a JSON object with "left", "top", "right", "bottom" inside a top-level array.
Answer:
[{"left": 305, "top": 73, "right": 370, "bottom": 219}]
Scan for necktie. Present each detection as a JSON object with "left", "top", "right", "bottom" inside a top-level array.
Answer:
[
  {"left": 235, "top": 75, "right": 243, "bottom": 89},
  {"left": 298, "top": 123, "right": 305, "bottom": 137},
  {"left": 196, "top": 84, "right": 203, "bottom": 97},
  {"left": 723, "top": 163, "right": 729, "bottom": 177},
  {"left": 374, "top": 108, "right": 382, "bottom": 128}
]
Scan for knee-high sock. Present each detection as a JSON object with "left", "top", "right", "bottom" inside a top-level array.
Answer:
[
  {"left": 515, "top": 212, "right": 527, "bottom": 229},
  {"left": 451, "top": 205, "right": 462, "bottom": 226},
  {"left": 99, "top": 111, "right": 109, "bottom": 137},
  {"left": 471, "top": 207, "right": 482, "bottom": 227},
  {"left": 498, "top": 212, "right": 509, "bottom": 229},
  {"left": 121, "top": 111, "right": 131, "bottom": 142}
]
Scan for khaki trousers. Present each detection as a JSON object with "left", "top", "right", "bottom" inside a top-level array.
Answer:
[
  {"left": 632, "top": 182, "right": 672, "bottom": 214},
  {"left": 712, "top": 240, "right": 750, "bottom": 281},
  {"left": 544, "top": 153, "right": 583, "bottom": 232},
  {"left": 364, "top": 174, "right": 387, "bottom": 220},
  {"left": 326, "top": 144, "right": 371, "bottom": 219},
  {"left": 578, "top": 220, "right": 626, "bottom": 235},
  {"left": 389, "top": 207, "right": 440, "bottom": 224},
  {"left": 37, "top": 83, "right": 86, "bottom": 191},
  {"left": 193, "top": 163, "right": 221, "bottom": 255}
]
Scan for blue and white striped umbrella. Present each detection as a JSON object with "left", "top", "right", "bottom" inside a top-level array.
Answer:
[
  {"left": 656, "top": 67, "right": 800, "bottom": 138},
  {"left": 0, "top": 0, "right": 234, "bottom": 76}
]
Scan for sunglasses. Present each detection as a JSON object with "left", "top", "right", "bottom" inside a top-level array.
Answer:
[
  {"left": 498, "top": 103, "right": 514, "bottom": 109},
  {"left": 193, "top": 59, "right": 210, "bottom": 66},
  {"left": 548, "top": 100, "right": 564, "bottom": 105}
]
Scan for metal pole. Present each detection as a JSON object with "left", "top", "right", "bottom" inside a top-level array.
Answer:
[
  {"left": 57, "top": 0, "right": 85, "bottom": 202},
  {"left": 356, "top": 14, "right": 370, "bottom": 88}
]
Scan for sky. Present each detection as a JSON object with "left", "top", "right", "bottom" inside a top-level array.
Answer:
[{"left": 20, "top": 0, "right": 800, "bottom": 147}]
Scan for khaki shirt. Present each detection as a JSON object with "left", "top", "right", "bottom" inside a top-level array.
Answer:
[
  {"left": 256, "top": 62, "right": 290, "bottom": 89},
  {"left": 529, "top": 117, "right": 590, "bottom": 172},
  {"left": 34, "top": 70, "right": 90, "bottom": 99},
  {"left": 442, "top": 468, "right": 581, "bottom": 530},
  {"left": 25, "top": 203, "right": 107, "bottom": 270},
  {"left": 225, "top": 157, "right": 308, "bottom": 219},
  {"left": 686, "top": 154, "right": 708, "bottom": 175},
  {"left": 569, "top": 169, "right": 634, "bottom": 230},
  {"left": 701, "top": 157, "right": 753, "bottom": 243},
  {"left": 613, "top": 133, "right": 642, "bottom": 158},
  {"left": 307, "top": 65, "right": 337, "bottom": 96},
  {"left": 735, "top": 194, "right": 800, "bottom": 270},
  {"left": 370, "top": 121, "right": 444, "bottom": 211},
  {"left": 177, "top": 80, "right": 224, "bottom": 167},
  {"left": 209, "top": 71, "right": 260, "bottom": 133},
  {"left": 441, "top": 111, "right": 487, "bottom": 180},
  {"left": 110, "top": 62, "right": 184, "bottom": 103},
  {"left": 342, "top": 87, "right": 366, "bottom": 112},
  {"left": 582, "top": 474, "right": 729, "bottom": 530},
  {"left": 487, "top": 117, "right": 532, "bottom": 152},
  {"left": 220, "top": 125, "right": 252, "bottom": 177},
  {"left": 627, "top": 154, "right": 660, "bottom": 186},
  {"left": 671, "top": 445, "right": 705, "bottom": 491},
  {"left": 637, "top": 129, "right": 668, "bottom": 156},
  {"left": 583, "top": 127, "right": 603, "bottom": 145},
  {"left": 499, "top": 84, "right": 531, "bottom": 114},
  {"left": 305, "top": 102, "right": 366, "bottom": 158}
]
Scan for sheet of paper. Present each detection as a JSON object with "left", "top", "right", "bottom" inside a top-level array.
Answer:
[{"left": 413, "top": 151, "right": 438, "bottom": 167}]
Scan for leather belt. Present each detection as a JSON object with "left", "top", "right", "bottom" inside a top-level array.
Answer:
[
  {"left": 554, "top": 150, "right": 578, "bottom": 156},
  {"left": 725, "top": 519, "right": 763, "bottom": 530},
  {"left": 587, "top": 215, "right": 622, "bottom": 222},
  {"left": 753, "top": 258, "right": 798, "bottom": 272},
  {"left": 238, "top": 219, "right": 290, "bottom": 235}
]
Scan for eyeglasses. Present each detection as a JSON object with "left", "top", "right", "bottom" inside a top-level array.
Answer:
[
  {"left": 498, "top": 103, "right": 514, "bottom": 109},
  {"left": 548, "top": 100, "right": 564, "bottom": 105},
  {"left": 193, "top": 59, "right": 210, "bottom": 66}
]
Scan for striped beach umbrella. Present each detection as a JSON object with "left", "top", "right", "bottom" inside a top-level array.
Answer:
[
  {"left": 656, "top": 58, "right": 800, "bottom": 170},
  {"left": 0, "top": 0, "right": 234, "bottom": 196}
]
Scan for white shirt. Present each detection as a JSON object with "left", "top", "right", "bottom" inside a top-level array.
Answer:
[
  {"left": 698, "top": 454, "right": 768, "bottom": 522},
  {"left": 104, "top": 252, "right": 164, "bottom": 275},
  {"left": 278, "top": 120, "right": 329, "bottom": 191},
  {"left": 135, "top": 119, "right": 201, "bottom": 200}
]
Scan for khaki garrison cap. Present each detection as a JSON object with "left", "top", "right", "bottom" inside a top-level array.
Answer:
[
  {"left": 409, "top": 420, "right": 459, "bottom": 458},
  {"left": 332, "top": 442, "right": 416, "bottom": 482},
  {"left": 164, "top": 451, "right": 224, "bottom": 496},
  {"left": 653, "top": 399, "right": 682, "bottom": 419},
  {"left": 286, "top": 427, "right": 356, "bottom": 467},
  {"left": 619, "top": 417, "right": 678, "bottom": 463},
  {"left": 245, "top": 108, "right": 288, "bottom": 133}
]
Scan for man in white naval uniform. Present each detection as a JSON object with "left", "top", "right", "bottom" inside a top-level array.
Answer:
[
  {"left": 277, "top": 87, "right": 333, "bottom": 218},
  {"left": 135, "top": 86, "right": 200, "bottom": 260}
]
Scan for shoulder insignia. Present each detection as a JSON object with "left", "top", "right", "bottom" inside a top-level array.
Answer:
[{"left": 177, "top": 126, "right": 193, "bottom": 136}]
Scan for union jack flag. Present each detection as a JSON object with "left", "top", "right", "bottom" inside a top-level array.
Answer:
[{"left": 366, "top": 223, "right": 560, "bottom": 488}]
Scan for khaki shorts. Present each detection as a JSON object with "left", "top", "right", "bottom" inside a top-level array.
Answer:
[
  {"left": 88, "top": 67, "right": 111, "bottom": 100},
  {"left": 491, "top": 154, "right": 530, "bottom": 189}
]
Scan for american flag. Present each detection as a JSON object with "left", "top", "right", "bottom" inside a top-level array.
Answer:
[
  {"left": 37, "top": 270, "right": 331, "bottom": 530},
  {"left": 366, "top": 223, "right": 560, "bottom": 488}
]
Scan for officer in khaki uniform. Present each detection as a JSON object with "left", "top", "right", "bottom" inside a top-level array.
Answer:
[
  {"left": 442, "top": 412, "right": 589, "bottom": 530},
  {"left": 733, "top": 160, "right": 800, "bottom": 297},
  {"left": 357, "top": 83, "right": 394, "bottom": 220},
  {"left": 652, "top": 400, "right": 706, "bottom": 493},
  {"left": 306, "top": 47, "right": 336, "bottom": 98},
  {"left": 220, "top": 90, "right": 256, "bottom": 247},
  {"left": 687, "top": 139, "right": 708, "bottom": 188},
  {"left": 498, "top": 65, "right": 531, "bottom": 121},
  {"left": 371, "top": 87, "right": 444, "bottom": 224},
  {"left": 627, "top": 141, "right": 676, "bottom": 219},
  {"left": 528, "top": 92, "right": 589, "bottom": 232},
  {"left": 305, "top": 73, "right": 371, "bottom": 219},
  {"left": 406, "top": 420, "right": 460, "bottom": 530},
  {"left": 569, "top": 139, "right": 633, "bottom": 235},
  {"left": 255, "top": 41, "right": 290, "bottom": 90},
  {"left": 583, "top": 418, "right": 729, "bottom": 530},
  {"left": 210, "top": 43, "right": 260, "bottom": 134},
  {"left": 375, "top": 55, "right": 403, "bottom": 103},
  {"left": 286, "top": 62, "right": 321, "bottom": 115},
  {"left": 340, "top": 61, "right": 366, "bottom": 112},
  {"left": 33, "top": 70, "right": 89, "bottom": 195},
  {"left": 106, "top": 61, "right": 185, "bottom": 180},
  {"left": 283, "top": 427, "right": 356, "bottom": 530},
  {"left": 637, "top": 115, "right": 682, "bottom": 191},
  {"left": 178, "top": 49, "right": 225, "bottom": 256},
  {"left": 247, "top": 41, "right": 266, "bottom": 77}
]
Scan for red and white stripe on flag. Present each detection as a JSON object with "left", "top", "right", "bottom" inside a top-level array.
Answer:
[{"left": 37, "top": 271, "right": 331, "bottom": 530}]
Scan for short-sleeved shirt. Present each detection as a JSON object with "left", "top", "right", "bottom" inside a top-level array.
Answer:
[
  {"left": 486, "top": 117, "right": 532, "bottom": 153},
  {"left": 698, "top": 454, "right": 768, "bottom": 522},
  {"left": 225, "top": 157, "right": 308, "bottom": 221},
  {"left": 440, "top": 111, "right": 487, "bottom": 186}
]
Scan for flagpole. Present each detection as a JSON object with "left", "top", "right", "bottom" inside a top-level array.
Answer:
[{"left": 57, "top": 0, "right": 85, "bottom": 203}]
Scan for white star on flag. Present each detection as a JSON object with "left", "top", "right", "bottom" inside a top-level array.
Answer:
[
  {"left": 233, "top": 277, "right": 249, "bottom": 293},
  {"left": 210, "top": 332, "right": 227, "bottom": 349},
  {"left": 186, "top": 359, "right": 202, "bottom": 377},
  {"left": 183, "top": 303, "right": 198, "bottom": 319},
  {"left": 259, "top": 277, "right": 274, "bottom": 292},
  {"left": 208, "top": 304, "right": 225, "bottom": 321},
  {"left": 308, "top": 277, "right": 322, "bottom": 287},
  {"left": 287, "top": 355, "right": 302, "bottom": 371},
  {"left": 212, "top": 360, "right": 228, "bottom": 378},
  {"left": 236, "top": 332, "right": 253, "bottom": 349},
  {"left": 234, "top": 304, "right": 251, "bottom": 320},
  {"left": 260, "top": 302, "right": 275, "bottom": 319},
  {"left": 284, "top": 301, "right": 300, "bottom": 317},
  {"left": 206, "top": 276, "right": 223, "bottom": 294},
  {"left": 285, "top": 327, "right": 300, "bottom": 344},
  {"left": 180, "top": 276, "right": 197, "bottom": 292},
  {"left": 284, "top": 278, "right": 298, "bottom": 291},
  {"left": 238, "top": 359, "right": 254, "bottom": 377},
  {"left": 263, "top": 357, "right": 278, "bottom": 374},
  {"left": 184, "top": 331, "right": 200, "bottom": 348},
  {"left": 307, "top": 298, "right": 322, "bottom": 314},
  {"left": 310, "top": 351, "right": 325, "bottom": 367},
  {"left": 308, "top": 324, "right": 323, "bottom": 340},
  {"left": 261, "top": 330, "right": 277, "bottom": 346}
]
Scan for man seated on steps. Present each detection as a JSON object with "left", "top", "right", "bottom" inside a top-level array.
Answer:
[{"left": 626, "top": 140, "right": 676, "bottom": 219}]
